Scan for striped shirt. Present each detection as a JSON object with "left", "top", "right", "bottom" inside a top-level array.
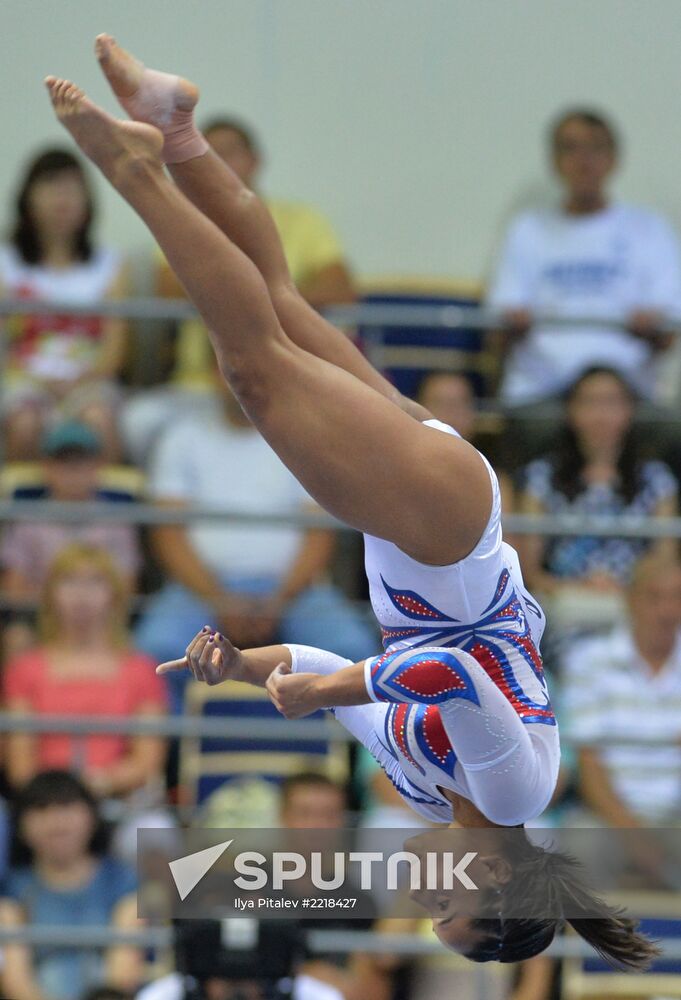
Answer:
[{"left": 562, "top": 627, "right": 681, "bottom": 823}]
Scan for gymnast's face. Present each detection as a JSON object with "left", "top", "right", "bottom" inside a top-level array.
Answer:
[{"left": 405, "top": 832, "right": 510, "bottom": 953}]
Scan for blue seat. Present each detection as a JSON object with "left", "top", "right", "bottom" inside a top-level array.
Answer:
[
  {"left": 180, "top": 679, "right": 349, "bottom": 807},
  {"left": 358, "top": 279, "right": 489, "bottom": 398}
]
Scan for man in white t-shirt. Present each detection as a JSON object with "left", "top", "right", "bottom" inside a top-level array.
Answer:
[
  {"left": 135, "top": 380, "right": 376, "bottom": 711},
  {"left": 487, "top": 108, "right": 681, "bottom": 404}
]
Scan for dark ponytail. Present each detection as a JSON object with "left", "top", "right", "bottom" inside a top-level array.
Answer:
[
  {"left": 568, "top": 913, "right": 659, "bottom": 971},
  {"left": 467, "top": 844, "right": 660, "bottom": 970},
  {"left": 548, "top": 851, "right": 661, "bottom": 971}
]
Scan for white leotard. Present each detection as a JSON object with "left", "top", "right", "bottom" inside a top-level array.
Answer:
[{"left": 290, "top": 420, "right": 560, "bottom": 827}]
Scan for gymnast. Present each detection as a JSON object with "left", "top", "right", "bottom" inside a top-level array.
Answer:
[{"left": 44, "top": 36, "right": 657, "bottom": 968}]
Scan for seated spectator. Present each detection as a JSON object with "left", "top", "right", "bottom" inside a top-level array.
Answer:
[
  {"left": 415, "top": 370, "right": 476, "bottom": 442},
  {"left": 416, "top": 370, "right": 513, "bottom": 513},
  {"left": 123, "top": 116, "right": 355, "bottom": 465},
  {"left": 0, "top": 770, "right": 142, "bottom": 1000},
  {"left": 135, "top": 378, "right": 377, "bottom": 712},
  {"left": 277, "top": 773, "right": 395, "bottom": 1000},
  {"left": 487, "top": 108, "right": 681, "bottom": 405},
  {"left": 135, "top": 925, "right": 346, "bottom": 1000},
  {"left": 4, "top": 543, "right": 166, "bottom": 800},
  {"left": 0, "top": 148, "right": 128, "bottom": 460},
  {"left": 562, "top": 550, "right": 681, "bottom": 828},
  {"left": 1, "top": 420, "right": 142, "bottom": 659},
  {"left": 163, "top": 116, "right": 356, "bottom": 309},
  {"left": 516, "top": 367, "right": 678, "bottom": 635},
  {"left": 279, "top": 772, "right": 348, "bottom": 830}
]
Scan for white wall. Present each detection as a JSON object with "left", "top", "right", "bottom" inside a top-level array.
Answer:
[{"left": 4, "top": 0, "right": 681, "bottom": 282}]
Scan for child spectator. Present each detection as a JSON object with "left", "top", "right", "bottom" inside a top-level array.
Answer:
[
  {"left": 1, "top": 148, "right": 128, "bottom": 459},
  {"left": 0, "top": 770, "right": 142, "bottom": 1000},
  {"left": 1, "top": 421, "right": 142, "bottom": 659}
]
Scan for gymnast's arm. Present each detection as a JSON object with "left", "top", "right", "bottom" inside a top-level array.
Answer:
[{"left": 156, "top": 629, "right": 370, "bottom": 713}]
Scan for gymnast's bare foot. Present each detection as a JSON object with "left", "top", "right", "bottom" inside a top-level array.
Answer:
[
  {"left": 44, "top": 77, "right": 164, "bottom": 185},
  {"left": 95, "top": 33, "right": 207, "bottom": 162}
]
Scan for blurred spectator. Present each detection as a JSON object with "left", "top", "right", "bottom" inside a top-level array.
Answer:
[
  {"left": 279, "top": 772, "right": 347, "bottom": 830},
  {"left": 415, "top": 370, "right": 513, "bottom": 516},
  {"left": 0, "top": 770, "right": 141, "bottom": 1000},
  {"left": 415, "top": 371, "right": 476, "bottom": 441},
  {"left": 278, "top": 773, "right": 395, "bottom": 1000},
  {"left": 516, "top": 367, "right": 678, "bottom": 635},
  {"left": 562, "top": 550, "right": 681, "bottom": 827},
  {"left": 1, "top": 420, "right": 142, "bottom": 659},
  {"left": 0, "top": 148, "right": 128, "bottom": 460},
  {"left": 164, "top": 116, "right": 356, "bottom": 309},
  {"left": 135, "top": 379, "right": 377, "bottom": 712},
  {"left": 487, "top": 108, "right": 681, "bottom": 405},
  {"left": 136, "top": 929, "right": 344, "bottom": 1000},
  {"left": 123, "top": 116, "right": 355, "bottom": 465},
  {"left": 136, "top": 774, "right": 354, "bottom": 998},
  {"left": 4, "top": 543, "right": 166, "bottom": 801}
]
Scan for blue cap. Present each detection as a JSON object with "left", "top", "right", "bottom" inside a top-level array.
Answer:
[{"left": 41, "top": 421, "right": 102, "bottom": 458}]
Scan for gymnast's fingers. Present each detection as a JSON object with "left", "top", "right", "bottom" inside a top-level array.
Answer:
[
  {"left": 196, "top": 633, "right": 219, "bottom": 683},
  {"left": 156, "top": 657, "right": 189, "bottom": 675},
  {"left": 186, "top": 625, "right": 212, "bottom": 659},
  {"left": 187, "top": 631, "right": 213, "bottom": 682}
]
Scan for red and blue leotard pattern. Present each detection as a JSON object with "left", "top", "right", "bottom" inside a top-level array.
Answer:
[
  {"left": 372, "top": 568, "right": 554, "bottom": 725},
  {"left": 366, "top": 568, "right": 555, "bottom": 790}
]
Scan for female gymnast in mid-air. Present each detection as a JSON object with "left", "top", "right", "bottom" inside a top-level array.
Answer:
[{"left": 45, "top": 37, "right": 656, "bottom": 968}]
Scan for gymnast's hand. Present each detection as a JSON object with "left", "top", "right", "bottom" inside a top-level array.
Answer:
[
  {"left": 266, "top": 663, "right": 324, "bottom": 719},
  {"left": 156, "top": 626, "right": 245, "bottom": 686}
]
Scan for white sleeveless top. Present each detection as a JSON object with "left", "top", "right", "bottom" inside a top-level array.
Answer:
[{"left": 0, "top": 243, "right": 122, "bottom": 379}]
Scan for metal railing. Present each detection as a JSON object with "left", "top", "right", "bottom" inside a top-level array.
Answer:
[
  {"left": 2, "top": 296, "right": 681, "bottom": 334},
  {"left": 0, "top": 497, "right": 679, "bottom": 538},
  {"left": 0, "top": 924, "right": 679, "bottom": 960},
  {"left": 2, "top": 297, "right": 681, "bottom": 425},
  {"left": 0, "top": 712, "right": 673, "bottom": 748}
]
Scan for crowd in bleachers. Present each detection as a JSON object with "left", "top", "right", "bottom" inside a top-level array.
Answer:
[{"left": 0, "top": 105, "right": 680, "bottom": 1000}]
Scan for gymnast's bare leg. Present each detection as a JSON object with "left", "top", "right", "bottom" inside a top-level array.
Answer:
[
  {"left": 45, "top": 76, "right": 491, "bottom": 566},
  {"left": 93, "top": 33, "right": 424, "bottom": 413}
]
